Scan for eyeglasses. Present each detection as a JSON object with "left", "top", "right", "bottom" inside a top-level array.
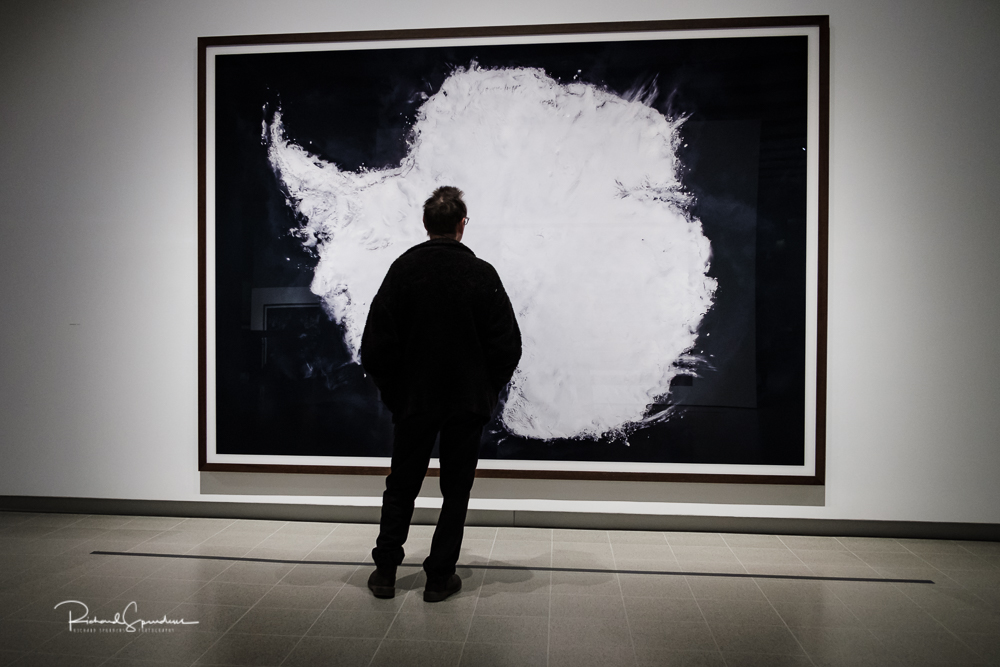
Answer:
[{"left": 463, "top": 217, "right": 471, "bottom": 225}]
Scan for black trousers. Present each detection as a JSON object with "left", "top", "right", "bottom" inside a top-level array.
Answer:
[{"left": 372, "top": 411, "right": 486, "bottom": 581}]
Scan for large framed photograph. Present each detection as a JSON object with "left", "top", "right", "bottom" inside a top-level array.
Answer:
[{"left": 199, "top": 16, "right": 829, "bottom": 483}]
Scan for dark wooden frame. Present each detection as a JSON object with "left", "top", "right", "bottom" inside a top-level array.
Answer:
[{"left": 198, "top": 15, "right": 829, "bottom": 484}]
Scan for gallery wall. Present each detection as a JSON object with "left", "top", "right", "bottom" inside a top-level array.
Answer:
[{"left": 0, "top": 0, "right": 998, "bottom": 525}]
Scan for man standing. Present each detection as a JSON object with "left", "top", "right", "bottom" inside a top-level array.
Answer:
[{"left": 360, "top": 186, "right": 522, "bottom": 602}]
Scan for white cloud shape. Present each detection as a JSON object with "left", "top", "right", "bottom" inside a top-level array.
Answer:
[{"left": 267, "top": 65, "right": 716, "bottom": 440}]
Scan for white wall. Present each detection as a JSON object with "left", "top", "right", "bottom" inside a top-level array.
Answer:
[{"left": 1, "top": 0, "right": 998, "bottom": 524}]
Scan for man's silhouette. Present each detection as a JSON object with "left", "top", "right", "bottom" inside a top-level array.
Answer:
[{"left": 360, "top": 186, "right": 522, "bottom": 602}]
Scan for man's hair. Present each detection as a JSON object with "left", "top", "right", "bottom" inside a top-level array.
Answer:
[{"left": 423, "top": 186, "right": 467, "bottom": 235}]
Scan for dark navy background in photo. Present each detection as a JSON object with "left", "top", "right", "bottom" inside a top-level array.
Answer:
[{"left": 213, "top": 35, "right": 808, "bottom": 466}]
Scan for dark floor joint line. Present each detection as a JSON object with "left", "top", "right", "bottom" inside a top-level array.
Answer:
[{"left": 91, "top": 551, "right": 935, "bottom": 585}]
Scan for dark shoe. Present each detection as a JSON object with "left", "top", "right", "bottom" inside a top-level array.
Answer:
[
  {"left": 367, "top": 567, "right": 396, "bottom": 599},
  {"left": 423, "top": 573, "right": 461, "bottom": 602}
]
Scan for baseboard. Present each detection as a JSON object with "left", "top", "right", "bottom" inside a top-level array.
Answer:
[{"left": 1, "top": 495, "right": 997, "bottom": 541}]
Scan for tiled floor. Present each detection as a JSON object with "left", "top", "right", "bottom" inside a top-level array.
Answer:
[{"left": 0, "top": 512, "right": 998, "bottom": 666}]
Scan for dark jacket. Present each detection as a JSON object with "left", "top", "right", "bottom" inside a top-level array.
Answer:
[{"left": 360, "top": 238, "right": 522, "bottom": 421}]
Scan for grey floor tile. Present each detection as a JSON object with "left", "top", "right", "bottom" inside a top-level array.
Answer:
[
  {"left": 550, "top": 551, "right": 615, "bottom": 570},
  {"left": 722, "top": 534, "right": 787, "bottom": 549},
  {"left": 852, "top": 551, "right": 931, "bottom": 569},
  {"left": 780, "top": 536, "right": 848, "bottom": 551},
  {"left": 0, "top": 620, "right": 64, "bottom": 651},
  {"left": 281, "top": 636, "right": 380, "bottom": 667},
  {"left": 228, "top": 606, "right": 321, "bottom": 635},
  {"left": 369, "top": 639, "right": 464, "bottom": 667},
  {"left": 458, "top": 641, "right": 547, "bottom": 667},
  {"left": 686, "top": 577, "right": 766, "bottom": 601},
  {"left": 871, "top": 629, "right": 987, "bottom": 664},
  {"left": 217, "top": 520, "right": 286, "bottom": 535},
  {"left": 398, "top": 587, "right": 479, "bottom": 615},
  {"left": 35, "top": 628, "right": 138, "bottom": 657},
  {"left": 805, "top": 564, "right": 883, "bottom": 578},
  {"left": 550, "top": 569, "right": 621, "bottom": 596},
  {"left": 278, "top": 563, "right": 356, "bottom": 587},
  {"left": 746, "top": 564, "right": 816, "bottom": 577},
  {"left": 124, "top": 518, "right": 186, "bottom": 531},
  {"left": 709, "top": 623, "right": 805, "bottom": 655},
  {"left": 553, "top": 529, "right": 611, "bottom": 543},
  {"left": 792, "top": 550, "right": 866, "bottom": 566},
  {"left": 550, "top": 593, "right": 626, "bottom": 619},
  {"left": 624, "top": 597, "right": 705, "bottom": 624},
  {"left": 212, "top": 561, "right": 295, "bottom": 585},
  {"left": 615, "top": 558, "right": 683, "bottom": 573},
  {"left": 86, "top": 555, "right": 166, "bottom": 578},
  {"left": 255, "top": 584, "right": 338, "bottom": 610},
  {"left": 188, "top": 535, "right": 265, "bottom": 551},
  {"left": 548, "top": 642, "right": 637, "bottom": 666},
  {"left": 791, "top": 626, "right": 892, "bottom": 662},
  {"left": 385, "top": 611, "right": 472, "bottom": 641},
  {"left": 836, "top": 537, "right": 909, "bottom": 553},
  {"left": 459, "top": 538, "right": 495, "bottom": 563},
  {"left": 17, "top": 596, "right": 117, "bottom": 624},
  {"left": 919, "top": 553, "right": 996, "bottom": 571},
  {"left": 901, "top": 585, "right": 988, "bottom": 612},
  {"left": 618, "top": 573, "right": 692, "bottom": 599},
  {"left": 8, "top": 653, "right": 106, "bottom": 667},
  {"left": 329, "top": 524, "right": 381, "bottom": 539},
  {"left": 108, "top": 629, "right": 222, "bottom": 664},
  {"left": 119, "top": 576, "right": 208, "bottom": 603},
  {"left": 957, "top": 542, "right": 1000, "bottom": 557},
  {"left": 495, "top": 528, "right": 551, "bottom": 542},
  {"left": 633, "top": 648, "right": 725, "bottom": 666},
  {"left": 771, "top": 600, "right": 864, "bottom": 628},
  {"left": 488, "top": 541, "right": 552, "bottom": 563},
  {"left": 462, "top": 527, "right": 498, "bottom": 540},
  {"left": 612, "top": 544, "right": 675, "bottom": 560},
  {"left": 929, "top": 607, "right": 1000, "bottom": 634},
  {"left": 899, "top": 540, "right": 968, "bottom": 555},
  {"left": 720, "top": 654, "right": 812, "bottom": 666},
  {"left": 672, "top": 546, "right": 741, "bottom": 564},
  {"left": 465, "top": 614, "right": 548, "bottom": 645},
  {"left": 957, "top": 632, "right": 1000, "bottom": 663},
  {"left": 831, "top": 582, "right": 916, "bottom": 608},
  {"left": 730, "top": 548, "right": 804, "bottom": 566},
  {"left": 666, "top": 533, "right": 727, "bottom": 547},
  {"left": 548, "top": 615, "right": 632, "bottom": 647},
  {"left": 698, "top": 598, "right": 784, "bottom": 626},
  {"left": 629, "top": 620, "right": 717, "bottom": 652},
  {"left": 479, "top": 568, "right": 550, "bottom": 595},
  {"left": 174, "top": 518, "right": 234, "bottom": 533},
  {"left": 71, "top": 516, "right": 136, "bottom": 530},
  {"left": 102, "top": 659, "right": 193, "bottom": 667},
  {"left": 241, "top": 546, "right": 319, "bottom": 561},
  {"left": 56, "top": 574, "right": 146, "bottom": 599},
  {"left": 140, "top": 558, "right": 232, "bottom": 582},
  {"left": 184, "top": 581, "right": 271, "bottom": 607},
  {"left": 327, "top": 585, "right": 405, "bottom": 612},
  {"left": 849, "top": 604, "right": 943, "bottom": 631},
  {"left": 166, "top": 603, "right": 249, "bottom": 633},
  {"left": 193, "top": 631, "right": 297, "bottom": 665},
  {"left": 41, "top": 527, "right": 112, "bottom": 541},
  {"left": 474, "top": 590, "right": 549, "bottom": 617},
  {"left": 678, "top": 562, "right": 749, "bottom": 575},
  {"left": 101, "top": 529, "right": 166, "bottom": 543},
  {"left": 307, "top": 608, "right": 396, "bottom": 638},
  {"left": 274, "top": 521, "right": 334, "bottom": 536},
  {"left": 0, "top": 648, "right": 25, "bottom": 667},
  {"left": 609, "top": 531, "right": 668, "bottom": 545}
]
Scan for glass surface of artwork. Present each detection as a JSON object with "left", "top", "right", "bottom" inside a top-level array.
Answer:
[{"left": 200, "top": 18, "right": 828, "bottom": 482}]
